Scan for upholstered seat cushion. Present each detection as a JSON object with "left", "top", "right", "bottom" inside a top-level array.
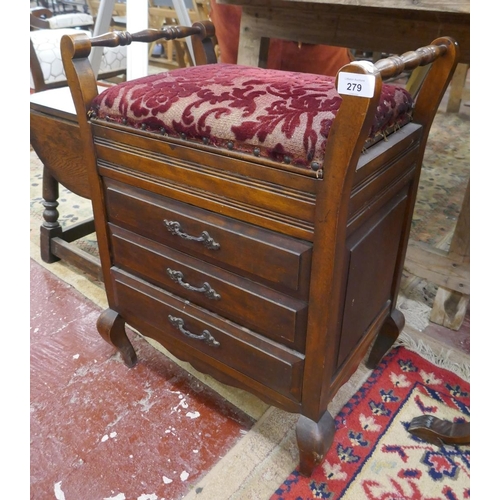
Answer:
[
  {"left": 30, "top": 29, "right": 127, "bottom": 88},
  {"left": 90, "top": 64, "right": 414, "bottom": 169}
]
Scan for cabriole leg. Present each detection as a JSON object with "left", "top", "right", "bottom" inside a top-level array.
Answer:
[
  {"left": 366, "top": 308, "right": 405, "bottom": 369},
  {"left": 296, "top": 410, "right": 336, "bottom": 476},
  {"left": 97, "top": 308, "right": 137, "bottom": 368}
]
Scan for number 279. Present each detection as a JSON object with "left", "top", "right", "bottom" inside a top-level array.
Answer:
[{"left": 346, "top": 83, "right": 362, "bottom": 92}]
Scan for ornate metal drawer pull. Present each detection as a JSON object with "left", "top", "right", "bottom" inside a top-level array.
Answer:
[
  {"left": 163, "top": 220, "right": 220, "bottom": 250},
  {"left": 168, "top": 315, "right": 220, "bottom": 347},
  {"left": 166, "top": 268, "right": 221, "bottom": 300}
]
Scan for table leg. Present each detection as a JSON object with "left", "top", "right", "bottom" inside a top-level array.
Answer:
[
  {"left": 40, "top": 168, "right": 62, "bottom": 264},
  {"left": 429, "top": 180, "right": 470, "bottom": 329},
  {"left": 446, "top": 63, "right": 469, "bottom": 113},
  {"left": 237, "top": 10, "right": 269, "bottom": 67}
]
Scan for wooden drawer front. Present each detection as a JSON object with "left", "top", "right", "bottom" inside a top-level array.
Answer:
[
  {"left": 93, "top": 123, "right": 318, "bottom": 236},
  {"left": 110, "top": 224, "right": 308, "bottom": 351},
  {"left": 111, "top": 269, "right": 304, "bottom": 403},
  {"left": 104, "top": 179, "right": 312, "bottom": 296}
]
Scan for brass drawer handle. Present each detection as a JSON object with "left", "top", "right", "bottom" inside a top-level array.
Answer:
[
  {"left": 168, "top": 315, "right": 220, "bottom": 347},
  {"left": 166, "top": 268, "right": 221, "bottom": 300},
  {"left": 163, "top": 220, "right": 220, "bottom": 250}
]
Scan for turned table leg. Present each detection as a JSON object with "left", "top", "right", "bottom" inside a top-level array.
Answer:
[
  {"left": 446, "top": 63, "right": 469, "bottom": 113},
  {"left": 430, "top": 180, "right": 470, "bottom": 330},
  {"left": 296, "top": 410, "right": 336, "bottom": 477},
  {"left": 40, "top": 168, "right": 62, "bottom": 263},
  {"left": 97, "top": 308, "right": 138, "bottom": 368}
]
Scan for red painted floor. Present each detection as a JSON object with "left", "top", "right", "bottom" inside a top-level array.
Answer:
[{"left": 30, "top": 258, "right": 255, "bottom": 500}]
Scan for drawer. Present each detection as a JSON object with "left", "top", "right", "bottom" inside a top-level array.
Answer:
[
  {"left": 110, "top": 224, "right": 308, "bottom": 351},
  {"left": 103, "top": 178, "right": 312, "bottom": 297},
  {"left": 110, "top": 268, "right": 304, "bottom": 404}
]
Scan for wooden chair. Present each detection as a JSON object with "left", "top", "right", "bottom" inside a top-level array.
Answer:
[
  {"left": 36, "top": 0, "right": 88, "bottom": 13},
  {"left": 60, "top": 23, "right": 459, "bottom": 476},
  {"left": 30, "top": 7, "right": 127, "bottom": 93},
  {"left": 86, "top": 0, "right": 126, "bottom": 19},
  {"left": 148, "top": 0, "right": 202, "bottom": 68},
  {"left": 30, "top": 6, "right": 94, "bottom": 29},
  {"left": 193, "top": 0, "right": 212, "bottom": 21},
  {"left": 86, "top": 0, "right": 126, "bottom": 28}
]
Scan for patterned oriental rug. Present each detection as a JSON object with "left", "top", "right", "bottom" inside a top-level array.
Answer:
[{"left": 272, "top": 346, "right": 470, "bottom": 500}]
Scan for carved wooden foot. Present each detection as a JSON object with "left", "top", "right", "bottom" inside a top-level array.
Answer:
[
  {"left": 97, "top": 308, "right": 137, "bottom": 368},
  {"left": 296, "top": 411, "right": 336, "bottom": 477},
  {"left": 366, "top": 308, "right": 405, "bottom": 369},
  {"left": 408, "top": 415, "right": 470, "bottom": 446}
]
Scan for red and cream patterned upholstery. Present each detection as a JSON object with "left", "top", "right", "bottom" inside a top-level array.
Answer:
[
  {"left": 90, "top": 64, "right": 414, "bottom": 170},
  {"left": 30, "top": 28, "right": 127, "bottom": 90}
]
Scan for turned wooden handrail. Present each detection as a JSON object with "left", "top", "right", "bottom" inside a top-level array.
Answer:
[
  {"left": 374, "top": 43, "right": 449, "bottom": 80},
  {"left": 87, "top": 25, "right": 213, "bottom": 48},
  {"left": 61, "top": 21, "right": 218, "bottom": 85}
]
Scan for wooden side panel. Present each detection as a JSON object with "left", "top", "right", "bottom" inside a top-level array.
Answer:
[{"left": 337, "top": 188, "right": 409, "bottom": 367}]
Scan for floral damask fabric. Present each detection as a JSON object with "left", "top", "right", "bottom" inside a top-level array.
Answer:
[{"left": 90, "top": 63, "right": 414, "bottom": 169}]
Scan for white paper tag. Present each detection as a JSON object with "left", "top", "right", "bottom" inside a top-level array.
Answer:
[{"left": 337, "top": 72, "right": 376, "bottom": 98}]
